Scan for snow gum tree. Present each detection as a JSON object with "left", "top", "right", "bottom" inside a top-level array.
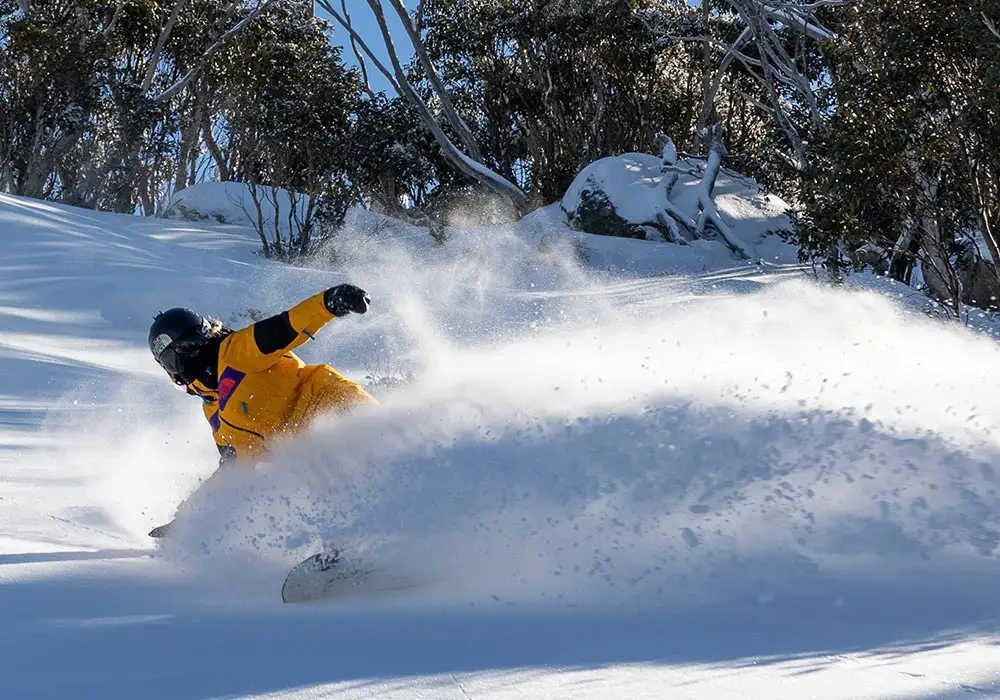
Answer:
[
  {"left": 412, "top": 0, "right": 704, "bottom": 203},
  {"left": 0, "top": 0, "right": 284, "bottom": 214},
  {"left": 210, "top": 2, "right": 360, "bottom": 258},
  {"left": 345, "top": 94, "right": 458, "bottom": 218},
  {"left": 0, "top": 0, "right": 109, "bottom": 202},
  {"left": 792, "top": 0, "right": 1000, "bottom": 313}
]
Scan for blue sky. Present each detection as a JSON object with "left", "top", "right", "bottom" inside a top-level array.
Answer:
[
  {"left": 319, "top": 1, "right": 704, "bottom": 96},
  {"left": 319, "top": 3, "right": 411, "bottom": 95}
]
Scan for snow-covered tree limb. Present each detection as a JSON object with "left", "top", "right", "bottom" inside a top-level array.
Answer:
[
  {"left": 723, "top": 79, "right": 774, "bottom": 113},
  {"left": 655, "top": 134, "right": 683, "bottom": 238},
  {"left": 654, "top": 130, "right": 752, "bottom": 258},
  {"left": 694, "top": 127, "right": 752, "bottom": 258},
  {"left": 759, "top": 3, "right": 834, "bottom": 41}
]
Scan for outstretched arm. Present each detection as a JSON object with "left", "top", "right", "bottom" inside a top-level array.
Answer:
[{"left": 222, "top": 284, "right": 370, "bottom": 372}]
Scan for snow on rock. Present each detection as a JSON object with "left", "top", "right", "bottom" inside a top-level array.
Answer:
[{"left": 561, "top": 152, "right": 796, "bottom": 268}]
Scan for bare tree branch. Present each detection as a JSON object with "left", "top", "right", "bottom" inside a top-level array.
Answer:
[
  {"left": 984, "top": 12, "right": 1000, "bottom": 40},
  {"left": 318, "top": 0, "right": 400, "bottom": 93},
  {"left": 358, "top": 0, "right": 528, "bottom": 213},
  {"left": 759, "top": 3, "right": 834, "bottom": 41},
  {"left": 769, "top": 0, "right": 848, "bottom": 10},
  {"left": 415, "top": 0, "right": 429, "bottom": 32},
  {"left": 383, "top": 0, "right": 483, "bottom": 161},
  {"left": 667, "top": 34, "right": 763, "bottom": 66},
  {"left": 103, "top": 1, "right": 125, "bottom": 37},
  {"left": 723, "top": 79, "right": 774, "bottom": 113},
  {"left": 694, "top": 126, "right": 752, "bottom": 257},
  {"left": 338, "top": 0, "right": 376, "bottom": 99},
  {"left": 156, "top": 0, "right": 278, "bottom": 102},
  {"left": 143, "top": 0, "right": 187, "bottom": 93}
]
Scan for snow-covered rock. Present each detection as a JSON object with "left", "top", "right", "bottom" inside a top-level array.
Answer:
[{"left": 561, "top": 152, "right": 792, "bottom": 259}]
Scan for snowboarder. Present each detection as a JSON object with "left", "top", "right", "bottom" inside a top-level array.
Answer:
[{"left": 146, "top": 284, "right": 378, "bottom": 537}]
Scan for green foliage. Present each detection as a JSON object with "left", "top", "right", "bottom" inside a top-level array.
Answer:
[
  {"left": 0, "top": 0, "right": 365, "bottom": 222},
  {"left": 415, "top": 0, "right": 703, "bottom": 202},
  {"left": 5, "top": 0, "right": 997, "bottom": 312},
  {"left": 791, "top": 0, "right": 1000, "bottom": 307},
  {"left": 215, "top": 5, "right": 358, "bottom": 189},
  {"left": 346, "top": 93, "right": 453, "bottom": 212},
  {"left": 570, "top": 188, "right": 649, "bottom": 240}
]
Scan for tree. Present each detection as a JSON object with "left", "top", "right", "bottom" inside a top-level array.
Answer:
[
  {"left": 345, "top": 93, "right": 454, "bottom": 216},
  {"left": 793, "top": 0, "right": 1000, "bottom": 314},
  {"left": 0, "top": 0, "right": 107, "bottom": 200},
  {"left": 211, "top": 2, "right": 361, "bottom": 258},
  {"left": 414, "top": 0, "right": 702, "bottom": 202},
  {"left": 318, "top": 0, "right": 532, "bottom": 214},
  {"left": 680, "top": 0, "right": 842, "bottom": 176},
  {"left": 0, "top": 0, "right": 282, "bottom": 214}
]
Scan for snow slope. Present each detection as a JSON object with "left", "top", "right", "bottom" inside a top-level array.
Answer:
[{"left": 1, "top": 192, "right": 999, "bottom": 699}]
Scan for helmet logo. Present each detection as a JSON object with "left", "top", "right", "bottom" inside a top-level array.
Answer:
[{"left": 151, "top": 333, "right": 174, "bottom": 358}]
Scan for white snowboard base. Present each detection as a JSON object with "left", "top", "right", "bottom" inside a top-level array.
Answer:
[{"left": 281, "top": 552, "right": 419, "bottom": 604}]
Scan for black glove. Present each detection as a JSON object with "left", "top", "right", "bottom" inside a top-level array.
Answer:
[{"left": 324, "top": 283, "right": 370, "bottom": 316}]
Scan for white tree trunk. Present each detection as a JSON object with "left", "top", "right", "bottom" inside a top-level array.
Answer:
[
  {"left": 318, "top": 0, "right": 400, "bottom": 93},
  {"left": 357, "top": 0, "right": 530, "bottom": 214},
  {"left": 143, "top": 0, "right": 186, "bottom": 93},
  {"left": 910, "top": 164, "right": 961, "bottom": 318},
  {"left": 384, "top": 0, "right": 483, "bottom": 162},
  {"left": 156, "top": 0, "right": 277, "bottom": 103},
  {"left": 692, "top": 0, "right": 842, "bottom": 172},
  {"left": 695, "top": 127, "right": 752, "bottom": 259}
]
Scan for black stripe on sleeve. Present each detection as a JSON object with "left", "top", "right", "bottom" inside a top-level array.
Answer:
[{"left": 252, "top": 311, "right": 297, "bottom": 354}]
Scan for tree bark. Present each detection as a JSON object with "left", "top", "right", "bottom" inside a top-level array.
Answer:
[
  {"left": 361, "top": 0, "right": 530, "bottom": 214},
  {"left": 383, "top": 0, "right": 483, "bottom": 162},
  {"left": 175, "top": 82, "right": 207, "bottom": 193},
  {"left": 202, "top": 115, "right": 230, "bottom": 181},
  {"left": 889, "top": 229, "right": 919, "bottom": 284},
  {"left": 143, "top": 0, "right": 187, "bottom": 93},
  {"left": 339, "top": 0, "right": 377, "bottom": 100},
  {"left": 909, "top": 162, "right": 961, "bottom": 318}
]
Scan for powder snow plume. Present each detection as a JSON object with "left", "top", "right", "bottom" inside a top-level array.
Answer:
[{"left": 132, "top": 222, "right": 1000, "bottom": 609}]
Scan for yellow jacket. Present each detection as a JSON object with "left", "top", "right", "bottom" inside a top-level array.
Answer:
[{"left": 187, "top": 292, "right": 376, "bottom": 460}]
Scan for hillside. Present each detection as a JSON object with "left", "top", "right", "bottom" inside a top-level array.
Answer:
[{"left": 1, "top": 193, "right": 999, "bottom": 699}]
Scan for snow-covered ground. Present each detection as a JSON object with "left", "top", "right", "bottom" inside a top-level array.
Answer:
[{"left": 1, "top": 192, "right": 999, "bottom": 699}]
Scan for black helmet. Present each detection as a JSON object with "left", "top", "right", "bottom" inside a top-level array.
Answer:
[{"left": 148, "top": 308, "right": 212, "bottom": 383}]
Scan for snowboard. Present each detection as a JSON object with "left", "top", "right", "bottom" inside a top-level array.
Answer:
[
  {"left": 281, "top": 550, "right": 419, "bottom": 604},
  {"left": 148, "top": 521, "right": 173, "bottom": 538}
]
